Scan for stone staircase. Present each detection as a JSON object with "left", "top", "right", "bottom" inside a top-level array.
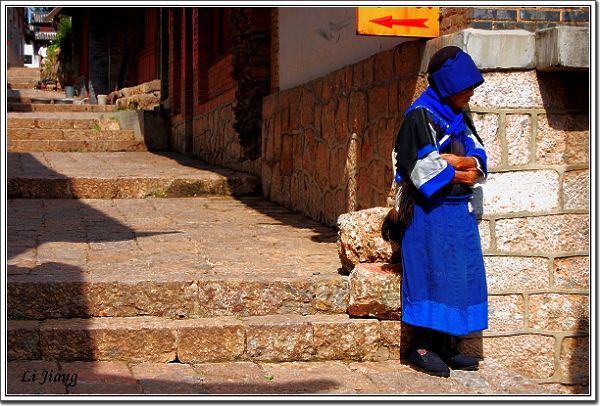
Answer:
[
  {"left": 6, "top": 91, "right": 392, "bottom": 367},
  {"left": 6, "top": 86, "right": 552, "bottom": 395},
  {"left": 7, "top": 113, "right": 145, "bottom": 153},
  {"left": 7, "top": 67, "right": 40, "bottom": 90}
]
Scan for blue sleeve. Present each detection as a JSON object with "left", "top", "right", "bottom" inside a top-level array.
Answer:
[
  {"left": 394, "top": 109, "right": 457, "bottom": 198},
  {"left": 463, "top": 130, "right": 487, "bottom": 177}
]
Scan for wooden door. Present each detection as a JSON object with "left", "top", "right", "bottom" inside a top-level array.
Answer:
[{"left": 132, "top": 8, "right": 157, "bottom": 85}]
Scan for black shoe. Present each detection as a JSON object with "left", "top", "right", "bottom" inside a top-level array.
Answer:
[
  {"left": 442, "top": 350, "right": 479, "bottom": 371},
  {"left": 410, "top": 345, "right": 450, "bottom": 378}
]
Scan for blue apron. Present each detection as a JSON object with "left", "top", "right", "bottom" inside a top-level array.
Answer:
[{"left": 401, "top": 194, "right": 488, "bottom": 336}]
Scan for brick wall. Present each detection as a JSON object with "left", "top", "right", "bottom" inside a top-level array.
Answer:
[
  {"left": 173, "top": 7, "right": 270, "bottom": 175},
  {"left": 440, "top": 6, "right": 589, "bottom": 34},
  {"left": 168, "top": 7, "right": 257, "bottom": 175},
  {"left": 230, "top": 7, "right": 272, "bottom": 160},
  {"left": 207, "top": 55, "right": 236, "bottom": 106},
  {"left": 169, "top": 8, "right": 195, "bottom": 153},
  {"left": 183, "top": 7, "right": 194, "bottom": 116},
  {"left": 190, "top": 51, "right": 260, "bottom": 176},
  {"left": 169, "top": 9, "right": 182, "bottom": 116},
  {"left": 261, "top": 38, "right": 589, "bottom": 391},
  {"left": 192, "top": 8, "right": 210, "bottom": 109}
]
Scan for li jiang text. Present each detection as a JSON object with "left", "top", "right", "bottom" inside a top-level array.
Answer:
[{"left": 21, "top": 369, "right": 78, "bottom": 387}]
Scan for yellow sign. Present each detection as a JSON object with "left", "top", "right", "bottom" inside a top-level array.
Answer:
[{"left": 357, "top": 7, "right": 439, "bottom": 38}]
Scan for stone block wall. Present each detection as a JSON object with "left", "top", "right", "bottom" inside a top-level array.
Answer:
[
  {"left": 261, "top": 39, "right": 426, "bottom": 226},
  {"left": 262, "top": 35, "right": 589, "bottom": 390},
  {"left": 191, "top": 99, "right": 261, "bottom": 176},
  {"left": 461, "top": 69, "right": 589, "bottom": 391}
]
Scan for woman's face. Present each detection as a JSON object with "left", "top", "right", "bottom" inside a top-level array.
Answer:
[{"left": 446, "top": 86, "right": 474, "bottom": 111}]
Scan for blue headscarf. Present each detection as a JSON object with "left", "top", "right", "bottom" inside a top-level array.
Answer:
[
  {"left": 430, "top": 51, "right": 483, "bottom": 99},
  {"left": 405, "top": 50, "right": 484, "bottom": 149}
]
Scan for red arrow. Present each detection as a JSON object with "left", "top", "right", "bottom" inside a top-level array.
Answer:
[{"left": 370, "top": 15, "right": 429, "bottom": 29}]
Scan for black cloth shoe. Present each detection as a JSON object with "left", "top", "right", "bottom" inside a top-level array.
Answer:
[
  {"left": 441, "top": 350, "right": 479, "bottom": 371},
  {"left": 409, "top": 344, "right": 450, "bottom": 378}
]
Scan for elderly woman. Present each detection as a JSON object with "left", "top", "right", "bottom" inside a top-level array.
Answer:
[{"left": 383, "top": 46, "right": 488, "bottom": 378}]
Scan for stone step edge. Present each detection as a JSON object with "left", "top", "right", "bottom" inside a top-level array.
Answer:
[
  {"left": 8, "top": 129, "right": 135, "bottom": 140},
  {"left": 8, "top": 74, "right": 41, "bottom": 79},
  {"left": 8, "top": 72, "right": 40, "bottom": 77},
  {"left": 7, "top": 313, "right": 410, "bottom": 364},
  {"left": 7, "top": 174, "right": 261, "bottom": 198},
  {"left": 8, "top": 117, "right": 124, "bottom": 130},
  {"left": 8, "top": 83, "right": 40, "bottom": 90},
  {"left": 7, "top": 273, "right": 347, "bottom": 320},
  {"left": 8, "top": 103, "right": 115, "bottom": 113},
  {"left": 7, "top": 140, "right": 147, "bottom": 153}
]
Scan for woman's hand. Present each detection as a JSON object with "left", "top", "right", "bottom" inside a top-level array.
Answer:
[
  {"left": 441, "top": 154, "right": 479, "bottom": 185},
  {"left": 440, "top": 153, "right": 477, "bottom": 171},
  {"left": 450, "top": 168, "right": 480, "bottom": 185}
]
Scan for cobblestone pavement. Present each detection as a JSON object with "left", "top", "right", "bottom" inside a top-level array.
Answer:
[
  {"left": 7, "top": 195, "right": 340, "bottom": 282},
  {"left": 6, "top": 358, "right": 552, "bottom": 399}
]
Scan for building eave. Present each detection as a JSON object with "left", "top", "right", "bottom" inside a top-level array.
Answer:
[{"left": 44, "top": 7, "right": 63, "bottom": 22}]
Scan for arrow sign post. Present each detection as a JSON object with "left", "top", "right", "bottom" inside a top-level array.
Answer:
[{"left": 357, "top": 7, "right": 439, "bottom": 38}]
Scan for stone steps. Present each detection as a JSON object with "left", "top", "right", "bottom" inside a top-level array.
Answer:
[
  {"left": 8, "top": 67, "right": 40, "bottom": 78},
  {"left": 8, "top": 129, "right": 137, "bottom": 141},
  {"left": 5, "top": 88, "right": 553, "bottom": 394},
  {"left": 7, "top": 271, "right": 347, "bottom": 320},
  {"left": 7, "top": 152, "right": 261, "bottom": 198},
  {"left": 5, "top": 95, "right": 383, "bottom": 368},
  {"left": 8, "top": 313, "right": 406, "bottom": 364},
  {"left": 7, "top": 67, "right": 40, "bottom": 90},
  {"left": 8, "top": 80, "right": 40, "bottom": 90},
  {"left": 5, "top": 85, "right": 548, "bottom": 391},
  {"left": 7, "top": 139, "right": 147, "bottom": 153},
  {"left": 8, "top": 115, "right": 122, "bottom": 130},
  {"left": 7, "top": 111, "right": 143, "bottom": 153},
  {"left": 8, "top": 102, "right": 115, "bottom": 112},
  {"left": 6, "top": 194, "right": 361, "bottom": 365},
  {"left": 108, "top": 79, "right": 161, "bottom": 110}
]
